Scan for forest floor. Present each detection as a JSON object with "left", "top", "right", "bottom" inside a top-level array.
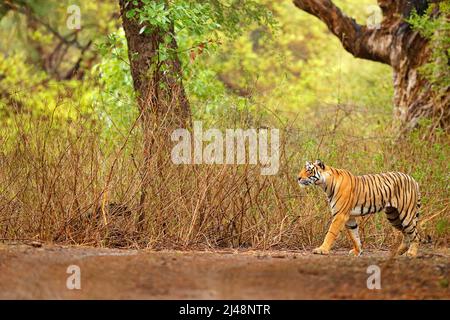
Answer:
[{"left": 0, "top": 244, "right": 448, "bottom": 299}]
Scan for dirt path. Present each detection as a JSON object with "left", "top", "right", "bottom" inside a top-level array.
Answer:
[{"left": 0, "top": 244, "right": 448, "bottom": 299}]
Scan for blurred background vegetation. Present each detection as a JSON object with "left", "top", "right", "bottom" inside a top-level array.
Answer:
[{"left": 0, "top": 0, "right": 448, "bottom": 249}]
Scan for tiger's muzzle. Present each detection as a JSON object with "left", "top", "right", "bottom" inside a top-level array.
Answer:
[{"left": 297, "top": 178, "right": 313, "bottom": 187}]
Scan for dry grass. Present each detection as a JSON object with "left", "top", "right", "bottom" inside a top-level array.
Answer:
[{"left": 0, "top": 98, "right": 448, "bottom": 251}]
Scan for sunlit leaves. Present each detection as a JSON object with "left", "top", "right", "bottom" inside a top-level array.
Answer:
[
  {"left": 408, "top": 2, "right": 450, "bottom": 93},
  {"left": 94, "top": 29, "right": 136, "bottom": 138}
]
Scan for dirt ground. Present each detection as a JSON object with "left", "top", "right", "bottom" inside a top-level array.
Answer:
[{"left": 0, "top": 243, "right": 448, "bottom": 299}]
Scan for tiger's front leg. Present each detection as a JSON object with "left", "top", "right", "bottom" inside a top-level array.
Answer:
[
  {"left": 313, "top": 212, "right": 349, "bottom": 255},
  {"left": 345, "top": 217, "right": 363, "bottom": 256}
]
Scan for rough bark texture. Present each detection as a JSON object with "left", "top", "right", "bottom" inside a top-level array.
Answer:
[
  {"left": 293, "top": 0, "right": 449, "bottom": 132},
  {"left": 119, "top": 0, "right": 191, "bottom": 230},
  {"left": 119, "top": 0, "right": 190, "bottom": 123}
]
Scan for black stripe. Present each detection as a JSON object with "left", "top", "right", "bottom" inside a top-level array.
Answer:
[{"left": 366, "top": 176, "right": 373, "bottom": 214}]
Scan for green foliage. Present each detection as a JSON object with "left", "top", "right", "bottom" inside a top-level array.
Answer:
[
  {"left": 436, "top": 218, "right": 449, "bottom": 236},
  {"left": 0, "top": 0, "right": 125, "bottom": 143},
  {"left": 95, "top": 30, "right": 137, "bottom": 137},
  {"left": 125, "top": 0, "right": 276, "bottom": 69},
  {"left": 182, "top": 0, "right": 393, "bottom": 149},
  {"left": 408, "top": 2, "right": 450, "bottom": 92},
  {"left": 0, "top": 53, "right": 93, "bottom": 125}
]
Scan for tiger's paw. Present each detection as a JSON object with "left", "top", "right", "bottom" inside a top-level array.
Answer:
[
  {"left": 406, "top": 243, "right": 419, "bottom": 258},
  {"left": 396, "top": 244, "right": 409, "bottom": 256},
  {"left": 312, "top": 247, "right": 329, "bottom": 255},
  {"left": 348, "top": 248, "right": 363, "bottom": 257},
  {"left": 405, "top": 246, "right": 418, "bottom": 258}
]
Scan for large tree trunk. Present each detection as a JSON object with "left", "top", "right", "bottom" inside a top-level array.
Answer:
[
  {"left": 119, "top": 1, "right": 190, "bottom": 123},
  {"left": 119, "top": 0, "right": 191, "bottom": 231},
  {"left": 293, "top": 0, "right": 449, "bottom": 133}
]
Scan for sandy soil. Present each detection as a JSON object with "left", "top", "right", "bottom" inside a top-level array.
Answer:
[{"left": 0, "top": 243, "right": 448, "bottom": 299}]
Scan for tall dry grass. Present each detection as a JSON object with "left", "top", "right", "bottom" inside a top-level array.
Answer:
[{"left": 0, "top": 97, "right": 448, "bottom": 250}]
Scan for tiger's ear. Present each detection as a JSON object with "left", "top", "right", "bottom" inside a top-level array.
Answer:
[{"left": 314, "top": 159, "right": 325, "bottom": 170}]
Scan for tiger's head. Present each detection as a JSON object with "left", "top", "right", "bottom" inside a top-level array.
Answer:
[{"left": 297, "top": 159, "right": 326, "bottom": 187}]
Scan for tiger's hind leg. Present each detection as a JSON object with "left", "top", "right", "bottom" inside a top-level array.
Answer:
[
  {"left": 385, "top": 206, "right": 420, "bottom": 257},
  {"left": 400, "top": 207, "right": 420, "bottom": 257},
  {"left": 405, "top": 216, "right": 420, "bottom": 257},
  {"left": 385, "top": 206, "right": 409, "bottom": 255},
  {"left": 397, "top": 234, "right": 410, "bottom": 256}
]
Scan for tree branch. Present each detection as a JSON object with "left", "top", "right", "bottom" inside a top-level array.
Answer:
[{"left": 293, "top": 0, "right": 393, "bottom": 65}]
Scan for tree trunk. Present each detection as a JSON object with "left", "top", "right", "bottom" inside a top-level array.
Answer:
[
  {"left": 293, "top": 0, "right": 449, "bottom": 133},
  {"left": 119, "top": 0, "right": 190, "bottom": 123},
  {"left": 119, "top": 0, "right": 191, "bottom": 231}
]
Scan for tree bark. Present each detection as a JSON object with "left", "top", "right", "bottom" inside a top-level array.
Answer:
[
  {"left": 293, "top": 0, "right": 449, "bottom": 133},
  {"left": 119, "top": 0, "right": 191, "bottom": 231},
  {"left": 119, "top": 0, "right": 190, "bottom": 124}
]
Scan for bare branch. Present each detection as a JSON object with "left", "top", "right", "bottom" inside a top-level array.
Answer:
[{"left": 293, "top": 0, "right": 392, "bottom": 65}]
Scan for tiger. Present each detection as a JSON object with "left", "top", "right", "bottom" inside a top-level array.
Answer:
[{"left": 297, "top": 159, "right": 422, "bottom": 257}]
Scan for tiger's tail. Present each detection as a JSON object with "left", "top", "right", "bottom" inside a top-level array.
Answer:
[{"left": 416, "top": 195, "right": 432, "bottom": 244}]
